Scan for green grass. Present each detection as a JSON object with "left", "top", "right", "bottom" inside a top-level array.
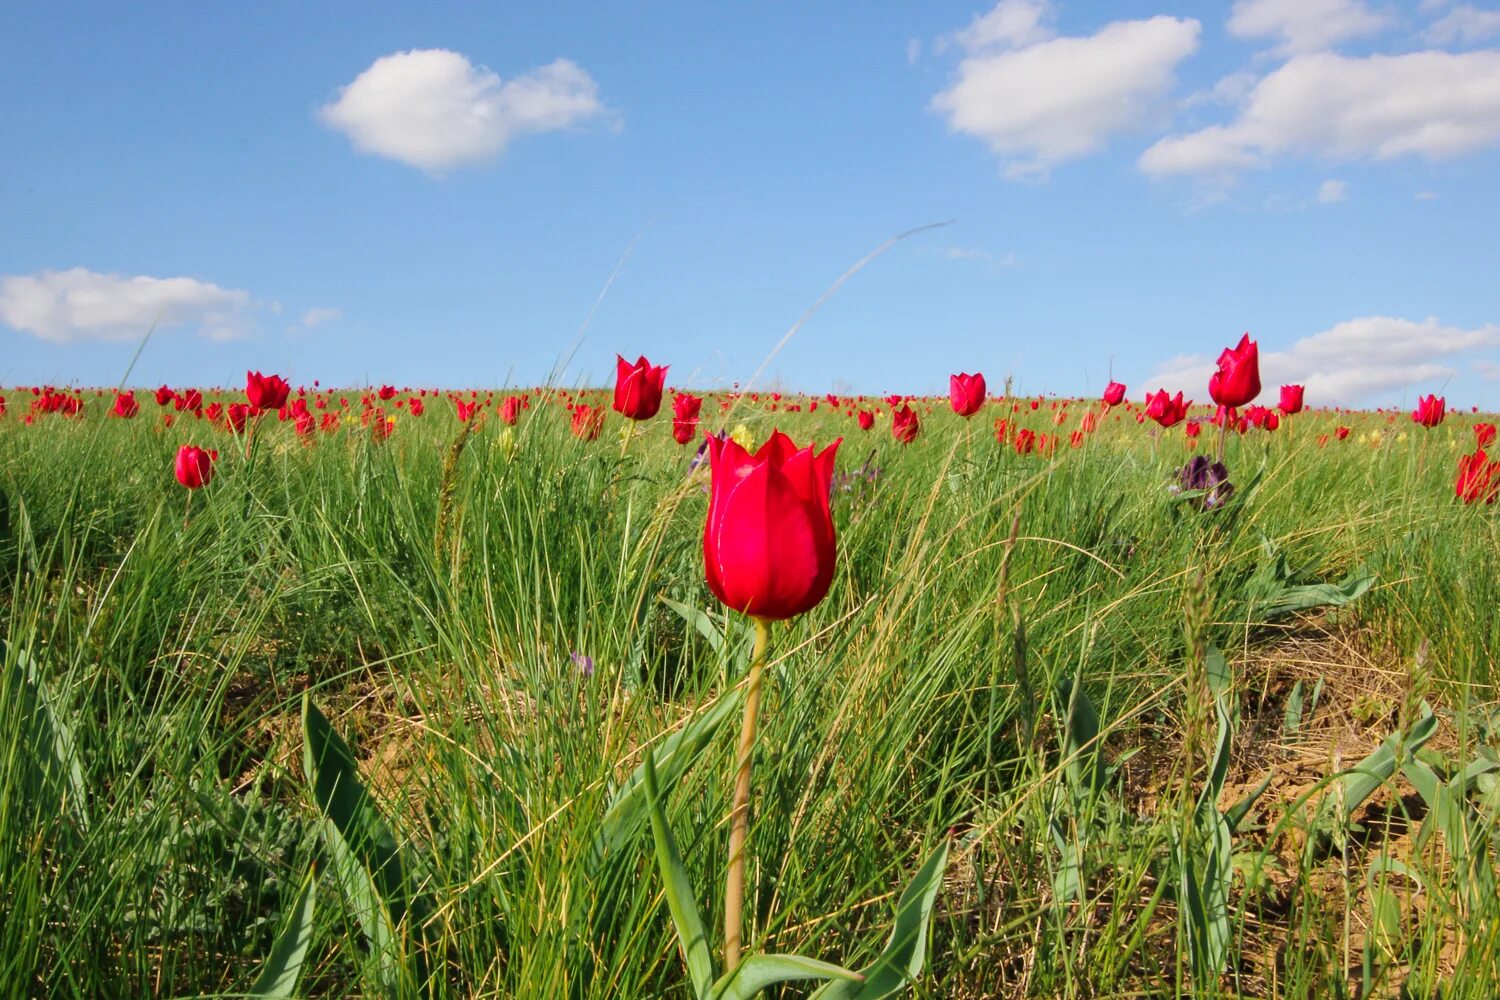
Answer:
[{"left": 1, "top": 394, "right": 1497, "bottom": 998}]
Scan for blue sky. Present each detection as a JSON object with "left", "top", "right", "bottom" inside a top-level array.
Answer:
[{"left": 3, "top": 0, "right": 1498, "bottom": 407}]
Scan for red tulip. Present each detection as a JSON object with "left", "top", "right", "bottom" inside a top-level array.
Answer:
[
  {"left": 294, "top": 409, "right": 315, "bottom": 437},
  {"left": 500, "top": 396, "right": 522, "bottom": 425},
  {"left": 1102, "top": 381, "right": 1127, "bottom": 406},
  {"left": 571, "top": 404, "right": 605, "bottom": 440},
  {"left": 856, "top": 410, "right": 875, "bottom": 431},
  {"left": 174, "top": 445, "right": 218, "bottom": 490},
  {"left": 1476, "top": 423, "right": 1497, "bottom": 448},
  {"left": 671, "top": 393, "right": 702, "bottom": 445},
  {"left": 1208, "top": 333, "right": 1260, "bottom": 408},
  {"left": 703, "top": 430, "right": 840, "bottom": 621},
  {"left": 1335, "top": 426, "right": 1350, "bottom": 440},
  {"left": 112, "top": 391, "right": 139, "bottom": 418},
  {"left": 455, "top": 400, "right": 477, "bottom": 422},
  {"left": 1014, "top": 428, "right": 1036, "bottom": 454},
  {"left": 246, "top": 371, "right": 290, "bottom": 411},
  {"left": 378, "top": 385, "right": 397, "bottom": 401},
  {"left": 1278, "top": 384, "right": 1304, "bottom": 415},
  {"left": 613, "top": 354, "right": 667, "bottom": 420},
  {"left": 1145, "top": 389, "right": 1189, "bottom": 428},
  {"left": 1456, "top": 448, "right": 1499, "bottom": 504},
  {"left": 948, "top": 372, "right": 986, "bottom": 417},
  {"left": 891, "top": 404, "right": 920, "bottom": 444},
  {"left": 1412, "top": 394, "right": 1446, "bottom": 428},
  {"left": 154, "top": 385, "right": 174, "bottom": 406}
]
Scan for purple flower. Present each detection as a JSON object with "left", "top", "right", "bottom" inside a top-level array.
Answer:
[
  {"left": 570, "top": 651, "right": 595, "bottom": 678},
  {"left": 689, "top": 431, "right": 726, "bottom": 474},
  {"left": 1171, "top": 456, "right": 1234, "bottom": 510}
]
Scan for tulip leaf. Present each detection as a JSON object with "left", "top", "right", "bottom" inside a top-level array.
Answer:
[
  {"left": 1055, "top": 673, "right": 1104, "bottom": 798},
  {"left": 808, "top": 839, "right": 950, "bottom": 999},
  {"left": 642, "top": 748, "right": 716, "bottom": 999},
  {"left": 597, "top": 689, "right": 743, "bottom": 858},
  {"left": 1306, "top": 703, "right": 1437, "bottom": 860},
  {"left": 1241, "top": 535, "right": 1376, "bottom": 620},
  {"left": 661, "top": 596, "right": 727, "bottom": 654},
  {"left": 710, "top": 953, "right": 862, "bottom": 1000},
  {"left": 3, "top": 642, "right": 89, "bottom": 833},
  {"left": 302, "top": 693, "right": 427, "bottom": 993},
  {"left": 248, "top": 865, "right": 317, "bottom": 998}
]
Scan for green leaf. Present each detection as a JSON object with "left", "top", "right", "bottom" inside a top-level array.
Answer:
[
  {"left": 597, "top": 690, "right": 743, "bottom": 858},
  {"left": 710, "top": 953, "right": 861, "bottom": 1000},
  {"left": 1307, "top": 704, "right": 1438, "bottom": 860},
  {"left": 1056, "top": 674, "right": 1104, "bottom": 798},
  {"left": 248, "top": 866, "right": 317, "bottom": 998},
  {"left": 661, "top": 597, "right": 727, "bottom": 654},
  {"left": 642, "top": 748, "right": 715, "bottom": 999},
  {"left": 809, "top": 839, "right": 950, "bottom": 999},
  {"left": 302, "top": 694, "right": 426, "bottom": 992},
  {"left": 2, "top": 642, "right": 89, "bottom": 832},
  {"left": 1224, "top": 772, "right": 1273, "bottom": 835}
]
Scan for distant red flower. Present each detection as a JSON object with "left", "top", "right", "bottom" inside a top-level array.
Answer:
[
  {"left": 1278, "top": 384, "right": 1304, "bottom": 415},
  {"left": 500, "top": 396, "right": 522, "bottom": 425},
  {"left": 1412, "top": 394, "right": 1446, "bottom": 428},
  {"left": 455, "top": 400, "right": 478, "bottom": 423},
  {"left": 949, "top": 372, "right": 986, "bottom": 417},
  {"left": 1335, "top": 426, "right": 1350, "bottom": 440},
  {"left": 112, "top": 391, "right": 139, "bottom": 418},
  {"left": 408, "top": 397, "right": 424, "bottom": 417},
  {"left": 226, "top": 403, "right": 251, "bottom": 434},
  {"left": 1102, "top": 381, "right": 1127, "bottom": 406},
  {"left": 174, "top": 445, "right": 217, "bottom": 490},
  {"left": 378, "top": 385, "right": 397, "bottom": 401},
  {"left": 1476, "top": 423, "right": 1497, "bottom": 448},
  {"left": 857, "top": 410, "right": 875, "bottom": 431},
  {"left": 1145, "top": 389, "right": 1189, "bottom": 428},
  {"left": 1014, "top": 428, "right": 1036, "bottom": 455},
  {"left": 892, "top": 403, "right": 920, "bottom": 444},
  {"left": 1456, "top": 448, "right": 1499, "bottom": 504},
  {"left": 671, "top": 393, "right": 702, "bottom": 445},
  {"left": 571, "top": 404, "right": 605, "bottom": 440},
  {"left": 246, "top": 371, "right": 290, "bottom": 411},
  {"left": 154, "top": 385, "right": 174, "bottom": 406},
  {"left": 613, "top": 355, "right": 667, "bottom": 420}
]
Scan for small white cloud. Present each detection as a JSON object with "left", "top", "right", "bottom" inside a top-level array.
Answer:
[
  {"left": 1317, "top": 179, "right": 1349, "bottom": 202},
  {"left": 1415, "top": 190, "right": 1441, "bottom": 200},
  {"left": 321, "top": 49, "right": 607, "bottom": 172},
  {"left": 300, "top": 306, "right": 342, "bottom": 328},
  {"left": 1424, "top": 4, "right": 1500, "bottom": 44},
  {"left": 1476, "top": 359, "right": 1500, "bottom": 380},
  {"left": 906, "top": 37, "right": 922, "bottom": 65},
  {"left": 1140, "top": 50, "right": 1500, "bottom": 178},
  {"left": 0, "top": 268, "right": 255, "bottom": 343},
  {"left": 932, "top": 6, "right": 1201, "bottom": 178},
  {"left": 924, "top": 245, "right": 1019, "bottom": 268},
  {"left": 1144, "top": 316, "right": 1500, "bottom": 404},
  {"left": 1228, "top": 0, "right": 1390, "bottom": 55}
]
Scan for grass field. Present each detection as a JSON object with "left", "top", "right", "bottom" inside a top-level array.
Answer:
[{"left": 2, "top": 385, "right": 1498, "bottom": 998}]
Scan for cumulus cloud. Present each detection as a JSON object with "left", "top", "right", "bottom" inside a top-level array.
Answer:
[
  {"left": 1140, "top": 50, "right": 1500, "bottom": 177},
  {"left": 1144, "top": 316, "right": 1500, "bottom": 404},
  {"left": 1227, "top": 0, "right": 1390, "bottom": 55},
  {"left": 299, "top": 306, "right": 342, "bottom": 328},
  {"left": 320, "top": 50, "right": 607, "bottom": 171},
  {"left": 932, "top": 2, "right": 1200, "bottom": 178},
  {"left": 0, "top": 268, "right": 254, "bottom": 343},
  {"left": 1424, "top": 4, "right": 1500, "bottom": 45},
  {"left": 1317, "top": 179, "right": 1349, "bottom": 202}
]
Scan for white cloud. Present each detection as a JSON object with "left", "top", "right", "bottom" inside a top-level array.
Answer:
[
  {"left": 1317, "top": 178, "right": 1349, "bottom": 202},
  {"left": 0, "top": 268, "right": 254, "bottom": 343},
  {"left": 320, "top": 50, "right": 607, "bottom": 172},
  {"left": 923, "top": 245, "right": 1018, "bottom": 268},
  {"left": 1144, "top": 316, "right": 1500, "bottom": 404},
  {"left": 1140, "top": 50, "right": 1500, "bottom": 177},
  {"left": 1424, "top": 5, "right": 1500, "bottom": 44},
  {"left": 906, "top": 37, "right": 922, "bottom": 65},
  {"left": 949, "top": 0, "right": 1055, "bottom": 51},
  {"left": 299, "top": 306, "right": 342, "bottom": 328},
  {"left": 1415, "top": 189, "right": 1441, "bottom": 199},
  {"left": 932, "top": 6, "right": 1201, "bottom": 178},
  {"left": 1180, "top": 70, "right": 1258, "bottom": 109},
  {"left": 1228, "top": 0, "right": 1390, "bottom": 54}
]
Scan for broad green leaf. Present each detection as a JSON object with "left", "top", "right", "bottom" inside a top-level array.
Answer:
[
  {"left": 1204, "top": 646, "right": 1231, "bottom": 701},
  {"left": 2, "top": 642, "right": 89, "bottom": 832},
  {"left": 710, "top": 953, "right": 861, "bottom": 1000},
  {"left": 597, "top": 690, "right": 743, "bottom": 858},
  {"left": 1338, "top": 705, "right": 1438, "bottom": 817},
  {"left": 809, "top": 839, "right": 950, "bottom": 999},
  {"left": 302, "top": 694, "right": 426, "bottom": 993},
  {"left": 661, "top": 597, "right": 726, "bottom": 654},
  {"left": 1056, "top": 674, "right": 1104, "bottom": 797},
  {"left": 642, "top": 749, "right": 715, "bottom": 999},
  {"left": 248, "top": 866, "right": 317, "bottom": 998}
]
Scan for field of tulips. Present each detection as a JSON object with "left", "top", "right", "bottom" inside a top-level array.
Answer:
[{"left": 2, "top": 341, "right": 1499, "bottom": 999}]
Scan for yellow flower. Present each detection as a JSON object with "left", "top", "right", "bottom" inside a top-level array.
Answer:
[
  {"left": 497, "top": 426, "right": 517, "bottom": 458},
  {"left": 730, "top": 423, "right": 754, "bottom": 451}
]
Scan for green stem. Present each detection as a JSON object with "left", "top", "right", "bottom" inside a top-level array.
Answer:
[{"left": 724, "top": 618, "right": 770, "bottom": 972}]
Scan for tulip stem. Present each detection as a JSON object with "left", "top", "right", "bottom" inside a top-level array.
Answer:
[{"left": 724, "top": 617, "right": 770, "bottom": 973}]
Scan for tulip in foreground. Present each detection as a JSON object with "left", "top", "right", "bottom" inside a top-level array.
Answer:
[
  {"left": 613, "top": 354, "right": 667, "bottom": 420},
  {"left": 892, "top": 403, "right": 920, "bottom": 444},
  {"left": 948, "top": 372, "right": 986, "bottom": 417},
  {"left": 246, "top": 371, "right": 291, "bottom": 411},
  {"left": 1278, "top": 384, "right": 1304, "bottom": 415},
  {"left": 174, "top": 445, "right": 218, "bottom": 490},
  {"left": 1457, "top": 448, "right": 1499, "bottom": 504},
  {"left": 1208, "top": 334, "right": 1260, "bottom": 408},
  {"left": 1103, "top": 381, "right": 1127, "bottom": 406},
  {"left": 703, "top": 429, "right": 839, "bottom": 968}
]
